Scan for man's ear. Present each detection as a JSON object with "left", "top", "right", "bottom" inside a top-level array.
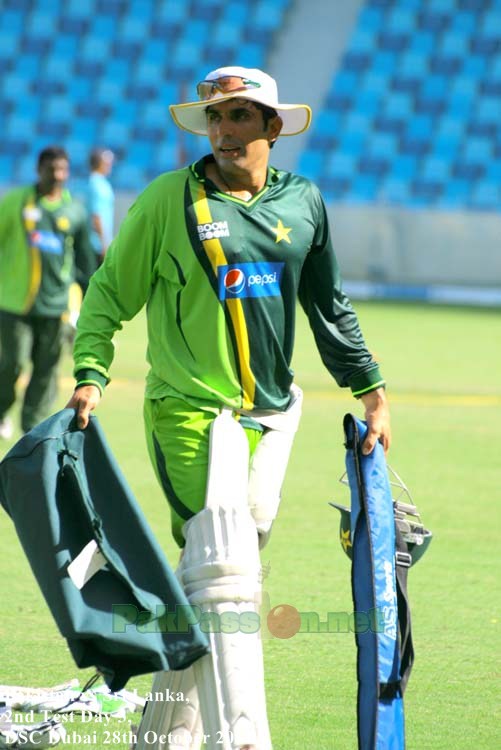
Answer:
[{"left": 268, "top": 115, "right": 283, "bottom": 145}]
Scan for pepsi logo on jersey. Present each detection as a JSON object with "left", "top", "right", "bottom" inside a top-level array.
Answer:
[{"left": 218, "top": 262, "right": 284, "bottom": 300}]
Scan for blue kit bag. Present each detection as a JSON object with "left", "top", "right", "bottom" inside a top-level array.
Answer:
[
  {"left": 0, "top": 409, "right": 209, "bottom": 691},
  {"left": 331, "top": 414, "right": 432, "bottom": 750}
]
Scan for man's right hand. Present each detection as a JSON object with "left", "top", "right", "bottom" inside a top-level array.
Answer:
[{"left": 66, "top": 385, "right": 101, "bottom": 429}]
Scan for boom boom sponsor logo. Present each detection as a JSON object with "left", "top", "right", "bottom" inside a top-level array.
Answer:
[
  {"left": 218, "top": 261, "right": 284, "bottom": 300},
  {"left": 197, "top": 220, "right": 230, "bottom": 240}
]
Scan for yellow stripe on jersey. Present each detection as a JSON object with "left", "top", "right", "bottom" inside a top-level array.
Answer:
[
  {"left": 193, "top": 182, "right": 256, "bottom": 410},
  {"left": 22, "top": 199, "right": 42, "bottom": 313}
]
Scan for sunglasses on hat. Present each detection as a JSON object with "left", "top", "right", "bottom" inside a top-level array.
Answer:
[{"left": 196, "top": 76, "right": 262, "bottom": 101}]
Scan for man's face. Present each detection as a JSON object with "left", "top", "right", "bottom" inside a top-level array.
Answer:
[
  {"left": 37, "top": 157, "right": 69, "bottom": 189},
  {"left": 205, "top": 98, "right": 281, "bottom": 174}
]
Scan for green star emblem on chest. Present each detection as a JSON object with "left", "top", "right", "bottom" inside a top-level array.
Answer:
[{"left": 271, "top": 219, "right": 292, "bottom": 244}]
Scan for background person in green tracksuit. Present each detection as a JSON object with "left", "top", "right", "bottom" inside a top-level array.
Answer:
[{"left": 0, "top": 145, "right": 97, "bottom": 438}]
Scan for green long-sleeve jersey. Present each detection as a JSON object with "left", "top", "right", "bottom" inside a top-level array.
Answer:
[
  {"left": 74, "top": 156, "right": 384, "bottom": 411},
  {"left": 0, "top": 185, "right": 96, "bottom": 316}
]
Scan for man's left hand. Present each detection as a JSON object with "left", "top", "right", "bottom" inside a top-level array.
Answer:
[{"left": 359, "top": 387, "right": 391, "bottom": 455}]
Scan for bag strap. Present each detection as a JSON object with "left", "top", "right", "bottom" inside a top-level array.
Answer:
[{"left": 395, "top": 526, "right": 415, "bottom": 693}]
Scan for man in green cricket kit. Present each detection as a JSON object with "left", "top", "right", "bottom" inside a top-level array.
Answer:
[
  {"left": 67, "top": 67, "right": 391, "bottom": 750},
  {"left": 0, "top": 146, "right": 96, "bottom": 438}
]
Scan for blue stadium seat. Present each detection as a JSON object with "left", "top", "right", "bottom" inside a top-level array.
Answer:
[
  {"left": 14, "top": 54, "right": 41, "bottom": 79},
  {"left": 154, "top": 142, "right": 179, "bottom": 173},
  {"left": 0, "top": 11, "right": 25, "bottom": 34},
  {"left": 45, "top": 96, "right": 74, "bottom": 123},
  {"left": 348, "top": 174, "right": 379, "bottom": 202},
  {"left": 118, "top": 16, "right": 150, "bottom": 42},
  {"left": 64, "top": 139, "right": 91, "bottom": 169},
  {"left": 348, "top": 28, "right": 376, "bottom": 53},
  {"left": 371, "top": 50, "right": 398, "bottom": 74},
  {"left": 432, "top": 133, "right": 462, "bottom": 159},
  {"left": 338, "top": 131, "right": 367, "bottom": 157},
  {"left": 36, "top": 0, "right": 62, "bottom": 10},
  {"left": 59, "top": 15, "right": 90, "bottom": 35},
  {"left": 390, "top": 155, "right": 419, "bottom": 180},
  {"left": 0, "top": 154, "right": 16, "bottom": 181},
  {"left": 420, "top": 156, "right": 450, "bottom": 182},
  {"left": 1, "top": 74, "right": 31, "bottom": 100},
  {"left": 366, "top": 132, "right": 397, "bottom": 158},
  {"left": 95, "top": 79, "right": 126, "bottom": 106},
  {"left": 331, "top": 71, "right": 359, "bottom": 96},
  {"left": 71, "top": 118, "right": 99, "bottom": 143},
  {"left": 440, "top": 31, "right": 469, "bottom": 56},
  {"left": 70, "top": 77, "right": 94, "bottom": 103},
  {"left": 142, "top": 38, "right": 171, "bottom": 65},
  {"left": 449, "top": 76, "right": 478, "bottom": 98},
  {"left": 462, "top": 55, "right": 488, "bottom": 77},
  {"left": 327, "top": 151, "right": 358, "bottom": 179},
  {"left": 25, "top": 11, "right": 57, "bottom": 36},
  {"left": 133, "top": 61, "right": 164, "bottom": 87},
  {"left": 439, "top": 179, "right": 471, "bottom": 207},
  {"left": 191, "top": 0, "right": 222, "bottom": 21},
  {"left": 463, "top": 136, "right": 493, "bottom": 163},
  {"left": 406, "top": 115, "right": 434, "bottom": 140},
  {"left": 113, "top": 162, "right": 150, "bottom": 191},
  {"left": 398, "top": 51, "right": 429, "bottom": 76},
  {"left": 13, "top": 155, "right": 38, "bottom": 183},
  {"left": 104, "top": 59, "right": 131, "bottom": 85},
  {"left": 362, "top": 71, "right": 390, "bottom": 95},
  {"left": 297, "top": 150, "right": 324, "bottom": 181},
  {"left": 447, "top": 92, "right": 475, "bottom": 117},
  {"left": 219, "top": 1, "right": 249, "bottom": 26},
  {"left": 378, "top": 177, "right": 410, "bottom": 204},
  {"left": 411, "top": 179, "right": 443, "bottom": 204},
  {"left": 86, "top": 14, "right": 116, "bottom": 39},
  {"left": 157, "top": 0, "right": 189, "bottom": 22},
  {"left": 383, "top": 93, "right": 413, "bottom": 119},
  {"left": 385, "top": 7, "right": 417, "bottom": 33},
  {"left": 317, "top": 176, "right": 351, "bottom": 203},
  {"left": 253, "top": 1, "right": 285, "bottom": 31},
  {"left": 476, "top": 96, "right": 501, "bottom": 122},
  {"left": 391, "top": 74, "right": 421, "bottom": 94},
  {"left": 453, "top": 161, "right": 485, "bottom": 181},
  {"left": 110, "top": 100, "right": 140, "bottom": 125},
  {"left": 79, "top": 35, "right": 111, "bottom": 61},
  {"left": 358, "top": 5, "right": 385, "bottom": 32},
  {"left": 98, "top": 120, "right": 132, "bottom": 150},
  {"left": 43, "top": 55, "right": 75, "bottom": 84},
  {"left": 344, "top": 112, "right": 373, "bottom": 136},
  {"left": 373, "top": 115, "right": 406, "bottom": 136},
  {"left": 236, "top": 42, "right": 265, "bottom": 69},
  {"left": 67, "top": 0, "right": 95, "bottom": 16},
  {"left": 469, "top": 180, "right": 500, "bottom": 209},
  {"left": 5, "top": 115, "right": 37, "bottom": 141}
]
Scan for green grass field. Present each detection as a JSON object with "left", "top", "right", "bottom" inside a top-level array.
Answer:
[{"left": 0, "top": 301, "right": 500, "bottom": 749}]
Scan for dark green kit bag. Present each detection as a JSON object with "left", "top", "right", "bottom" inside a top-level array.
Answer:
[{"left": 0, "top": 409, "right": 209, "bottom": 690}]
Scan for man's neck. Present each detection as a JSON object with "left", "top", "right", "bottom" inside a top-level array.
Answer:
[
  {"left": 37, "top": 183, "right": 64, "bottom": 201},
  {"left": 206, "top": 161, "right": 267, "bottom": 202}
]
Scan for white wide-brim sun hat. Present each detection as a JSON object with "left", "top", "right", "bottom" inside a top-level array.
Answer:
[{"left": 169, "top": 66, "right": 312, "bottom": 137}]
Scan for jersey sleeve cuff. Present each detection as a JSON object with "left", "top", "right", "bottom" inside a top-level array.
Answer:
[
  {"left": 75, "top": 369, "right": 108, "bottom": 396},
  {"left": 349, "top": 368, "right": 386, "bottom": 398}
]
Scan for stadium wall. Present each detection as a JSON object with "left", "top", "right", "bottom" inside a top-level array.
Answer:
[{"left": 328, "top": 205, "right": 501, "bottom": 305}]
